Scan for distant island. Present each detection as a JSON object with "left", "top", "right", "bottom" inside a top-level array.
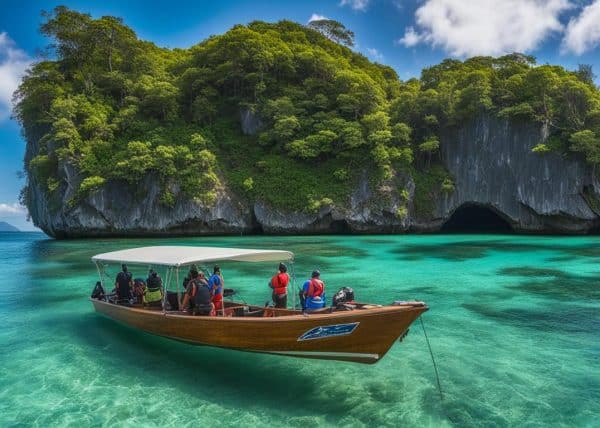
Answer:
[
  {"left": 0, "top": 222, "right": 20, "bottom": 232},
  {"left": 15, "top": 6, "right": 600, "bottom": 238}
]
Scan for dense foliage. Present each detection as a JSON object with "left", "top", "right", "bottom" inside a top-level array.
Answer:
[
  {"left": 15, "top": 7, "right": 600, "bottom": 218},
  {"left": 394, "top": 54, "right": 600, "bottom": 176}
]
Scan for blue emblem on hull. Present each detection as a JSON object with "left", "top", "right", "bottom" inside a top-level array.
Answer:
[{"left": 297, "top": 322, "right": 360, "bottom": 341}]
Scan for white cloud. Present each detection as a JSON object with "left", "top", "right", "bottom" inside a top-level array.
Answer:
[
  {"left": 366, "top": 47, "right": 384, "bottom": 61},
  {"left": 0, "top": 202, "right": 27, "bottom": 215},
  {"left": 562, "top": 1, "right": 600, "bottom": 55},
  {"left": 398, "top": 0, "right": 572, "bottom": 57},
  {"left": 398, "top": 26, "right": 422, "bottom": 47},
  {"left": 339, "top": 0, "right": 370, "bottom": 12},
  {"left": 308, "top": 13, "right": 329, "bottom": 23},
  {"left": 0, "top": 32, "right": 31, "bottom": 121}
]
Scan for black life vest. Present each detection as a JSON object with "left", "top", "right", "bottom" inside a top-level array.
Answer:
[
  {"left": 116, "top": 271, "right": 132, "bottom": 298},
  {"left": 193, "top": 279, "right": 211, "bottom": 307},
  {"left": 147, "top": 275, "right": 161, "bottom": 290},
  {"left": 117, "top": 271, "right": 131, "bottom": 287}
]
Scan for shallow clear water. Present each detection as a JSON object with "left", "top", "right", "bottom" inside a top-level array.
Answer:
[{"left": 1, "top": 232, "right": 598, "bottom": 427}]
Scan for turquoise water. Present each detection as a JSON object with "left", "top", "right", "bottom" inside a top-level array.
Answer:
[{"left": 1, "top": 232, "right": 598, "bottom": 427}]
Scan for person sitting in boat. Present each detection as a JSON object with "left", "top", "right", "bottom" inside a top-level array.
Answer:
[
  {"left": 132, "top": 277, "right": 146, "bottom": 304},
  {"left": 193, "top": 272, "right": 214, "bottom": 316},
  {"left": 115, "top": 264, "right": 133, "bottom": 304},
  {"left": 208, "top": 265, "right": 223, "bottom": 312},
  {"left": 182, "top": 264, "right": 199, "bottom": 290},
  {"left": 269, "top": 262, "right": 289, "bottom": 308},
  {"left": 180, "top": 269, "right": 201, "bottom": 312},
  {"left": 143, "top": 269, "right": 163, "bottom": 307},
  {"left": 301, "top": 270, "right": 326, "bottom": 311},
  {"left": 180, "top": 270, "right": 213, "bottom": 315}
]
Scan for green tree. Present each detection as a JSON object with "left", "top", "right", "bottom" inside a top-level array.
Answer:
[
  {"left": 570, "top": 130, "right": 600, "bottom": 174},
  {"left": 307, "top": 19, "right": 355, "bottom": 47}
]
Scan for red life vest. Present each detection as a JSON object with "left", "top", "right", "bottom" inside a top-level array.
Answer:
[
  {"left": 271, "top": 272, "right": 289, "bottom": 295},
  {"left": 308, "top": 278, "right": 324, "bottom": 297}
]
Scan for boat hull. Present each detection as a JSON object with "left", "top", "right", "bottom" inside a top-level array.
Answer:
[{"left": 91, "top": 299, "right": 428, "bottom": 364}]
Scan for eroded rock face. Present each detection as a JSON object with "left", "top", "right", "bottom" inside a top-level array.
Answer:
[
  {"left": 26, "top": 116, "right": 600, "bottom": 237},
  {"left": 239, "top": 108, "right": 264, "bottom": 136},
  {"left": 436, "top": 116, "right": 600, "bottom": 233},
  {"left": 252, "top": 172, "right": 412, "bottom": 234},
  {"left": 29, "top": 173, "right": 253, "bottom": 238}
]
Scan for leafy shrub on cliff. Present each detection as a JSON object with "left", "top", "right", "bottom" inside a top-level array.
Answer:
[
  {"left": 78, "top": 176, "right": 105, "bottom": 196},
  {"left": 15, "top": 7, "right": 409, "bottom": 213},
  {"left": 393, "top": 54, "right": 600, "bottom": 172},
  {"left": 14, "top": 7, "right": 600, "bottom": 220}
]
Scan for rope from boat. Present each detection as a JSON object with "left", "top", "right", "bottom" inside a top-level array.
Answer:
[{"left": 419, "top": 316, "right": 443, "bottom": 401}]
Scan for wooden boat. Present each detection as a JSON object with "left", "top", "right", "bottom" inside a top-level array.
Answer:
[{"left": 90, "top": 246, "right": 428, "bottom": 364}]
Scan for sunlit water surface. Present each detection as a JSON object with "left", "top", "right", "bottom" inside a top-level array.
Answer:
[{"left": 0, "top": 232, "right": 598, "bottom": 427}]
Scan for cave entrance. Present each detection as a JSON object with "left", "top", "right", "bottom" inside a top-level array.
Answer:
[
  {"left": 441, "top": 204, "right": 512, "bottom": 233},
  {"left": 589, "top": 224, "right": 600, "bottom": 235},
  {"left": 330, "top": 219, "right": 351, "bottom": 234}
]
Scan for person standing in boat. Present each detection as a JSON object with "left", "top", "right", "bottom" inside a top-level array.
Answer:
[
  {"left": 301, "top": 270, "right": 326, "bottom": 311},
  {"left": 208, "top": 265, "right": 224, "bottom": 312},
  {"left": 269, "top": 263, "right": 289, "bottom": 308},
  {"left": 115, "top": 264, "right": 133, "bottom": 304}
]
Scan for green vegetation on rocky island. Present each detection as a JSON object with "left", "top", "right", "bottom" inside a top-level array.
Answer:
[{"left": 15, "top": 7, "right": 600, "bottom": 219}]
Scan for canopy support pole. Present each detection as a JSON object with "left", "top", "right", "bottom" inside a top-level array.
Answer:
[
  {"left": 290, "top": 260, "right": 296, "bottom": 310},
  {"left": 176, "top": 267, "right": 180, "bottom": 312},
  {"left": 220, "top": 272, "right": 225, "bottom": 317},
  {"left": 94, "top": 261, "right": 104, "bottom": 288},
  {"left": 163, "top": 267, "right": 172, "bottom": 314}
]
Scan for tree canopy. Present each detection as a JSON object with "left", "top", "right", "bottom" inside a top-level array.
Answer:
[
  {"left": 15, "top": 7, "right": 600, "bottom": 218},
  {"left": 307, "top": 19, "right": 355, "bottom": 47}
]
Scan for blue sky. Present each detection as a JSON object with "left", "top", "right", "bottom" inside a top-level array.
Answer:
[{"left": 2, "top": 0, "right": 600, "bottom": 231}]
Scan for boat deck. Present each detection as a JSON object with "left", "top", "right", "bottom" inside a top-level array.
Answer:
[{"left": 114, "top": 299, "right": 393, "bottom": 318}]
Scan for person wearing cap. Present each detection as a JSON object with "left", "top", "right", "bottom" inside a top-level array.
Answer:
[
  {"left": 269, "top": 263, "right": 290, "bottom": 308},
  {"left": 115, "top": 264, "right": 133, "bottom": 304},
  {"left": 208, "top": 265, "right": 224, "bottom": 312},
  {"left": 301, "top": 270, "right": 326, "bottom": 311}
]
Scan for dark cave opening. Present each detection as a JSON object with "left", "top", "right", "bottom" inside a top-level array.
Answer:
[
  {"left": 441, "top": 204, "right": 513, "bottom": 233},
  {"left": 330, "top": 219, "right": 352, "bottom": 234},
  {"left": 588, "top": 224, "right": 600, "bottom": 235}
]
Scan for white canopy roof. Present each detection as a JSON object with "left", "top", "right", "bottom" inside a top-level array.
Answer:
[{"left": 92, "top": 246, "right": 294, "bottom": 267}]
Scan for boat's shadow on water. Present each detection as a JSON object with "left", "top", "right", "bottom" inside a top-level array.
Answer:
[{"left": 71, "top": 312, "right": 365, "bottom": 419}]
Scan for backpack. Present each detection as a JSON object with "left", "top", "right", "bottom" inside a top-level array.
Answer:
[
  {"left": 332, "top": 287, "right": 355, "bottom": 307},
  {"left": 91, "top": 281, "right": 105, "bottom": 300}
]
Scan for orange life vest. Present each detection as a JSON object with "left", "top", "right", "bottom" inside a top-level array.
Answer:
[
  {"left": 308, "top": 278, "right": 324, "bottom": 297},
  {"left": 271, "top": 272, "right": 289, "bottom": 295}
]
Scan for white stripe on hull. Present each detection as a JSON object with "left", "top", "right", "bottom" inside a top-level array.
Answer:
[{"left": 267, "top": 350, "right": 380, "bottom": 361}]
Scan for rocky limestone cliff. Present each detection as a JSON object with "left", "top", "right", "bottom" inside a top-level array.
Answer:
[
  {"left": 27, "top": 116, "right": 600, "bottom": 237},
  {"left": 432, "top": 116, "right": 600, "bottom": 233},
  {"left": 29, "top": 171, "right": 254, "bottom": 238}
]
